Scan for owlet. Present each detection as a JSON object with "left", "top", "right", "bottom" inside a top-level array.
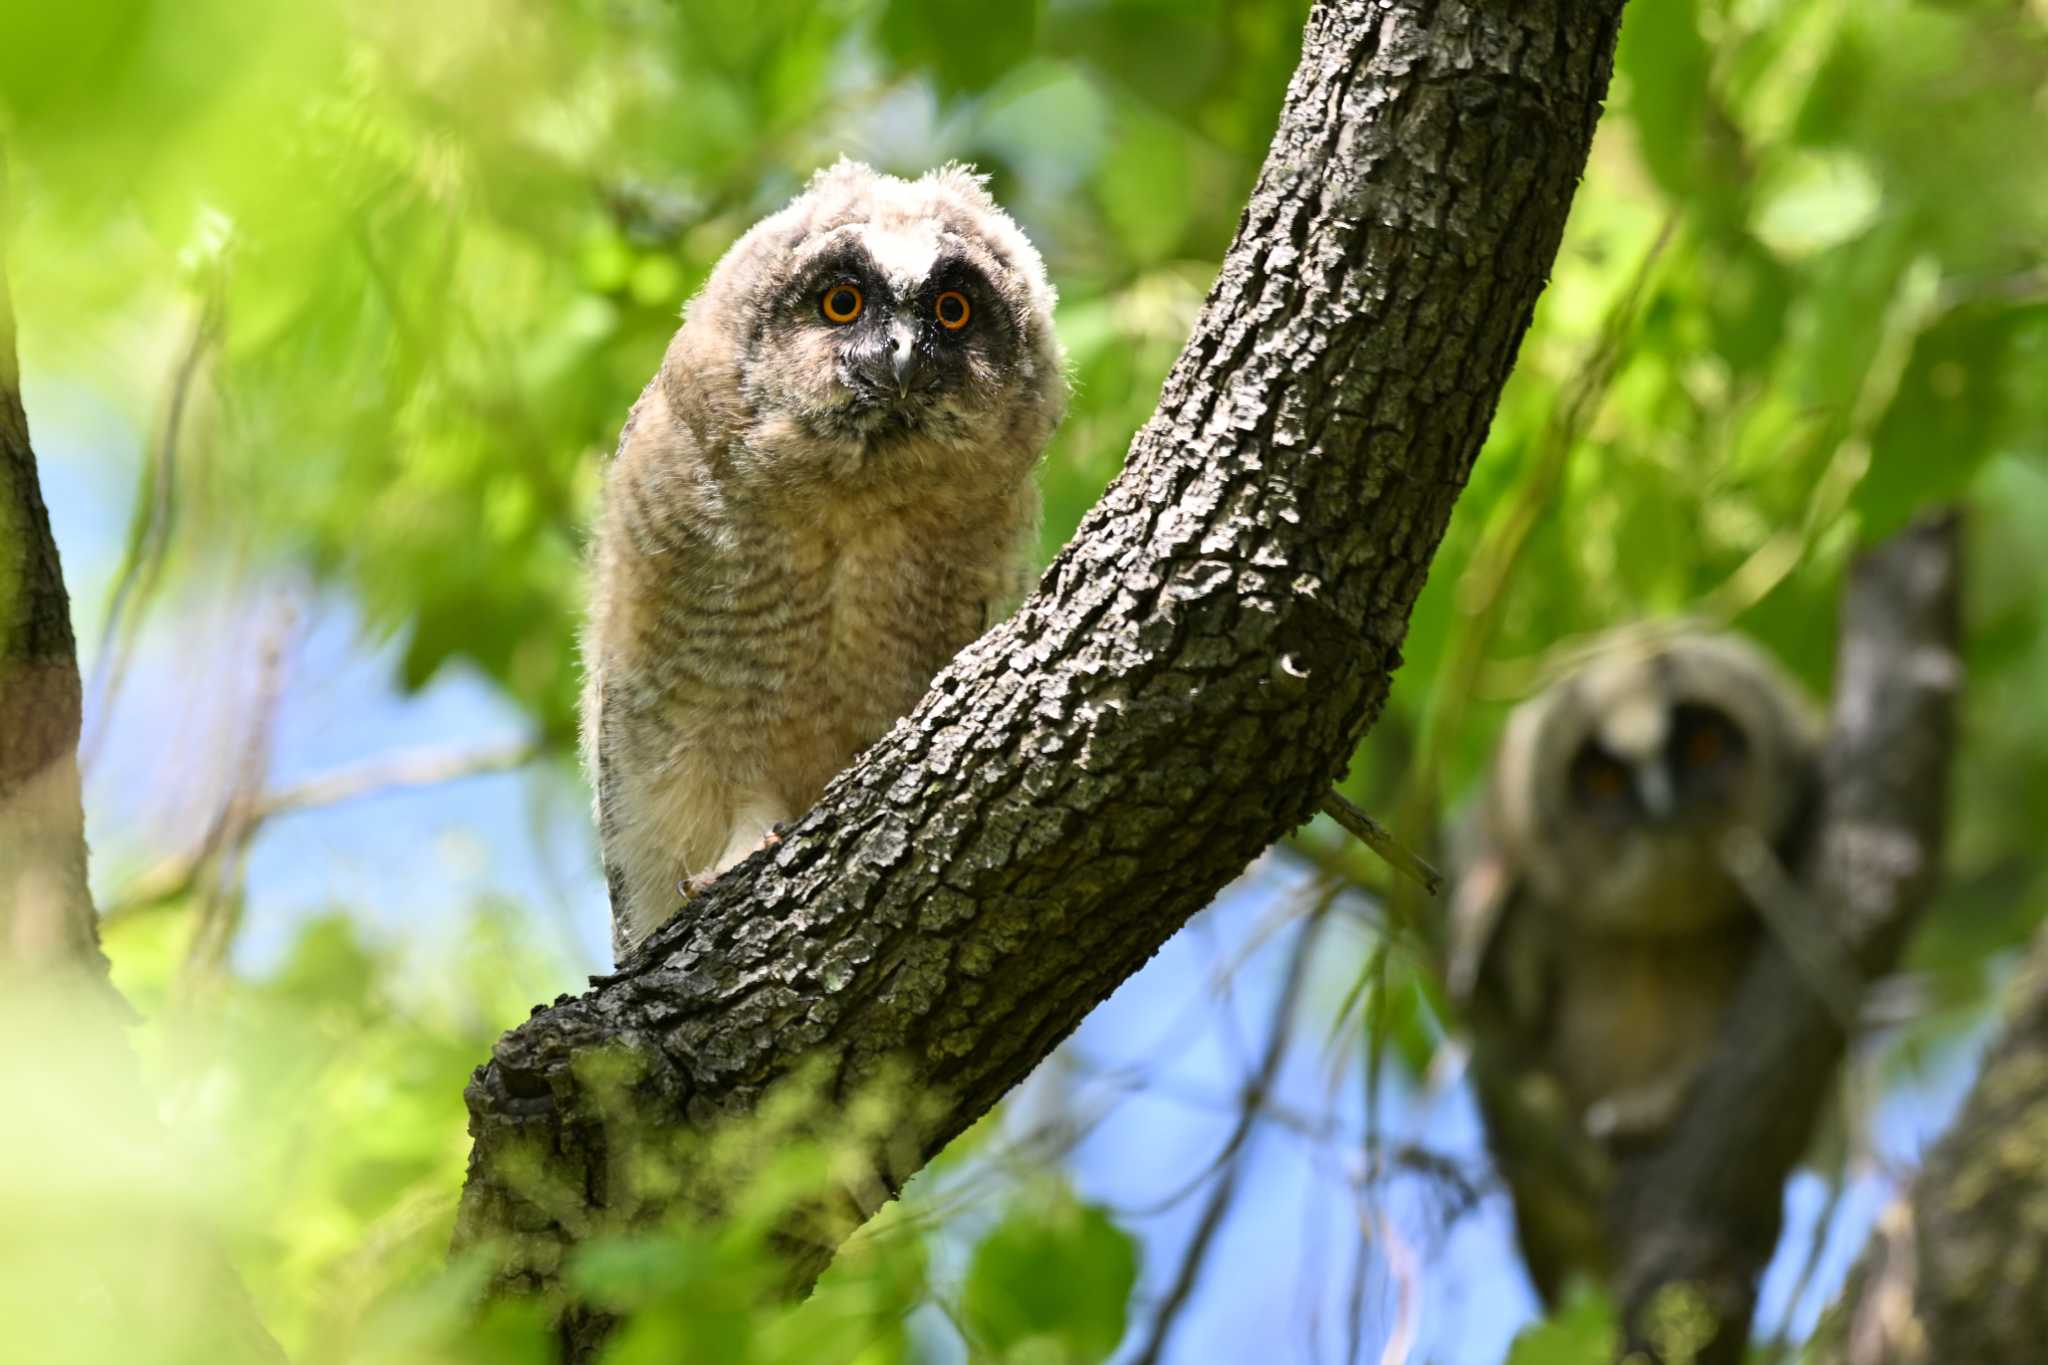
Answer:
[
  {"left": 1445, "top": 628, "right": 1823, "bottom": 1303},
  {"left": 582, "top": 161, "right": 1065, "bottom": 959}
]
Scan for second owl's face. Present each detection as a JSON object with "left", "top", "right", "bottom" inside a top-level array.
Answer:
[
  {"left": 1488, "top": 631, "right": 1822, "bottom": 936},
  {"left": 1567, "top": 700, "right": 1751, "bottom": 834}
]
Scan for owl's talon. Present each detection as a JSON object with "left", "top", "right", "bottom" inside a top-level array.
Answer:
[{"left": 677, "top": 872, "right": 720, "bottom": 902}]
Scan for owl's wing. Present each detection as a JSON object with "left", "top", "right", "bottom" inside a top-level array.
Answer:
[{"left": 1447, "top": 855, "right": 1603, "bottom": 1305}]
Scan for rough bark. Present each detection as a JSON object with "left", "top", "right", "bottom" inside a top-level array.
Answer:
[
  {"left": 1611, "top": 513, "right": 1963, "bottom": 1364},
  {"left": 0, "top": 148, "right": 101, "bottom": 973},
  {"left": 1811, "top": 919, "right": 2048, "bottom": 1365},
  {"left": 452, "top": 0, "right": 1629, "bottom": 1354}
]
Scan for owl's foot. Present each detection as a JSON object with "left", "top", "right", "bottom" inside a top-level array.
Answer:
[{"left": 678, "top": 824, "right": 791, "bottom": 903}]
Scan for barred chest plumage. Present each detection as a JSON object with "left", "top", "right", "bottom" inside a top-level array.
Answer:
[{"left": 645, "top": 496, "right": 1012, "bottom": 803}]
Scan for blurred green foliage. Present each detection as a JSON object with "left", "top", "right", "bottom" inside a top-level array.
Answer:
[
  {"left": 961, "top": 1193, "right": 1138, "bottom": 1362},
  {"left": 5, "top": 0, "right": 2048, "bottom": 1359}
]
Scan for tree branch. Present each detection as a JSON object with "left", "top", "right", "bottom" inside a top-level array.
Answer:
[
  {"left": 1611, "top": 511, "right": 1964, "bottom": 1364},
  {"left": 452, "top": 2, "right": 1631, "bottom": 1354}
]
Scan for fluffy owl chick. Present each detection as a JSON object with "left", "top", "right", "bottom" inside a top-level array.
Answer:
[
  {"left": 583, "top": 161, "right": 1065, "bottom": 959},
  {"left": 1446, "top": 629, "right": 1822, "bottom": 1303}
]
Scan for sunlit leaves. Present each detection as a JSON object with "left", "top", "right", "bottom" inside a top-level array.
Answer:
[
  {"left": 1859, "top": 300, "right": 2048, "bottom": 539},
  {"left": 961, "top": 1193, "right": 1139, "bottom": 1364},
  {"left": 1750, "top": 149, "right": 1882, "bottom": 259}
]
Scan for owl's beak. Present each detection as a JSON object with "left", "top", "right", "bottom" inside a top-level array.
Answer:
[
  {"left": 887, "top": 318, "right": 921, "bottom": 397},
  {"left": 1634, "top": 761, "right": 1676, "bottom": 823}
]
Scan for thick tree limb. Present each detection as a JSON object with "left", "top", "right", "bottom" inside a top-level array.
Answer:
[
  {"left": 1810, "top": 919, "right": 2048, "bottom": 1365},
  {"left": 453, "top": 1, "right": 1630, "bottom": 1352},
  {"left": 1611, "top": 512, "right": 1963, "bottom": 1364}
]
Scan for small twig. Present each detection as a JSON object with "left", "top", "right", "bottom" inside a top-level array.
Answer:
[
  {"left": 257, "top": 736, "right": 541, "bottom": 820},
  {"left": 100, "top": 736, "right": 541, "bottom": 925},
  {"left": 1720, "top": 825, "right": 1867, "bottom": 1033},
  {"left": 179, "top": 596, "right": 296, "bottom": 990},
  {"left": 1129, "top": 902, "right": 1330, "bottom": 1365},
  {"left": 1373, "top": 1211, "right": 1422, "bottom": 1365},
  {"left": 1319, "top": 791, "right": 1442, "bottom": 897},
  {"left": 81, "top": 277, "right": 225, "bottom": 773}
]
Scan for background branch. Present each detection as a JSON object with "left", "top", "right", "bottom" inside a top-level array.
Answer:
[{"left": 1612, "top": 510, "right": 1963, "bottom": 1363}]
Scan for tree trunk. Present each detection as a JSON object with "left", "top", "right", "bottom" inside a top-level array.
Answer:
[
  {"left": 1611, "top": 513, "right": 1963, "bottom": 1364},
  {"left": 452, "top": 0, "right": 1631, "bottom": 1354},
  {"left": 0, "top": 150, "right": 101, "bottom": 975},
  {"left": 1810, "top": 918, "right": 2048, "bottom": 1365},
  {"left": 0, "top": 147, "right": 286, "bottom": 1365}
]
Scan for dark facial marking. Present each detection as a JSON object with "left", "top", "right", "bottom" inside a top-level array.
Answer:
[
  {"left": 1668, "top": 702, "right": 1748, "bottom": 808},
  {"left": 1569, "top": 740, "right": 1638, "bottom": 824}
]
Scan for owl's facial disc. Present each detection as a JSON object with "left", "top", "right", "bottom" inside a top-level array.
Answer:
[{"left": 783, "top": 235, "right": 1015, "bottom": 450}]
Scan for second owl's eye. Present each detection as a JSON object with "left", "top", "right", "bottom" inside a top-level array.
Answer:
[
  {"left": 934, "top": 290, "right": 971, "bottom": 330},
  {"left": 1683, "top": 725, "right": 1725, "bottom": 767},
  {"left": 1672, "top": 704, "right": 1744, "bottom": 772},
  {"left": 1571, "top": 746, "right": 1633, "bottom": 808},
  {"left": 820, "top": 284, "right": 863, "bottom": 324}
]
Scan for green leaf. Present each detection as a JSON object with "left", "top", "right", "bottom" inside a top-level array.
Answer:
[
  {"left": 1095, "top": 113, "right": 1193, "bottom": 266},
  {"left": 1507, "top": 1282, "right": 1619, "bottom": 1365},
  {"left": 1857, "top": 302, "right": 2048, "bottom": 540},
  {"left": 961, "top": 1196, "right": 1138, "bottom": 1363},
  {"left": 877, "top": 0, "right": 1040, "bottom": 98},
  {"left": 1615, "top": 0, "right": 1711, "bottom": 202},
  {"left": 1751, "top": 149, "right": 1883, "bottom": 261}
]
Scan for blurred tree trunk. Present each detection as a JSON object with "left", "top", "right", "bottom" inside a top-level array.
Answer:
[
  {"left": 452, "top": 0, "right": 1632, "bottom": 1356},
  {"left": 0, "top": 151, "right": 101, "bottom": 975},
  {"left": 1611, "top": 512, "right": 1963, "bottom": 1364},
  {"left": 1811, "top": 919, "right": 2048, "bottom": 1365},
  {"left": 0, "top": 147, "right": 285, "bottom": 1365}
]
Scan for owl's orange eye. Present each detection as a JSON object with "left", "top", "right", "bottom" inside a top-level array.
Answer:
[
  {"left": 934, "top": 290, "right": 971, "bottom": 331},
  {"left": 820, "top": 284, "right": 863, "bottom": 324}
]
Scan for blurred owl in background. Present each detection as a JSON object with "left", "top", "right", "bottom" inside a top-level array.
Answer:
[
  {"left": 582, "top": 161, "right": 1065, "bottom": 960},
  {"left": 1446, "top": 629, "right": 1824, "bottom": 1303}
]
